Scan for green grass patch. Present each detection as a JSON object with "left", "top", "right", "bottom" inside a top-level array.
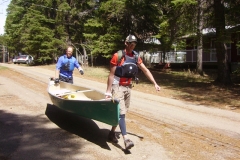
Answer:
[{"left": 0, "top": 66, "right": 9, "bottom": 70}]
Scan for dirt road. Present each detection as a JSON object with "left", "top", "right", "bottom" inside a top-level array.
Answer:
[{"left": 1, "top": 63, "right": 240, "bottom": 160}]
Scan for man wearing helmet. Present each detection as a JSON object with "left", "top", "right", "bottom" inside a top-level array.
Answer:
[{"left": 105, "top": 35, "right": 161, "bottom": 150}]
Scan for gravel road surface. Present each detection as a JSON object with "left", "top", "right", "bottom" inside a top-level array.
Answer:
[{"left": 0, "top": 63, "right": 240, "bottom": 160}]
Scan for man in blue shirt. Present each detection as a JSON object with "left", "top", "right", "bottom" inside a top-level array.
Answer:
[{"left": 55, "top": 46, "right": 84, "bottom": 84}]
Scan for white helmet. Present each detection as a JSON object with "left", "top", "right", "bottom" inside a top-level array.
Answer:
[{"left": 126, "top": 35, "right": 137, "bottom": 43}]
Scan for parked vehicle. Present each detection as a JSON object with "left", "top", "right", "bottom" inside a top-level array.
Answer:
[
  {"left": 13, "top": 56, "right": 19, "bottom": 64},
  {"left": 15, "top": 55, "right": 34, "bottom": 65}
]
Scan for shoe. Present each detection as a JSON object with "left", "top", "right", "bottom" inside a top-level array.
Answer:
[
  {"left": 124, "top": 139, "right": 134, "bottom": 150},
  {"left": 108, "top": 131, "right": 118, "bottom": 143}
]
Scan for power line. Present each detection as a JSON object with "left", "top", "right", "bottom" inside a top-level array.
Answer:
[
  {"left": 24, "top": 2, "right": 69, "bottom": 13},
  {"left": 24, "top": 2, "right": 93, "bottom": 17},
  {"left": 0, "top": 1, "right": 72, "bottom": 13},
  {"left": 1, "top": 1, "right": 70, "bottom": 13},
  {"left": 1, "top": 1, "right": 94, "bottom": 17}
]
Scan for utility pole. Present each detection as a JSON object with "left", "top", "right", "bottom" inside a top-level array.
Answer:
[
  {"left": 2, "top": 45, "right": 5, "bottom": 63},
  {"left": 0, "top": 44, "right": 2, "bottom": 62}
]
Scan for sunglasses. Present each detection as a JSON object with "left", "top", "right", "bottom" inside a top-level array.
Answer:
[{"left": 129, "top": 42, "right": 137, "bottom": 45}]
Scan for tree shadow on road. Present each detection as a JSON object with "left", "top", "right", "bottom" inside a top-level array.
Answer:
[
  {"left": 0, "top": 110, "right": 22, "bottom": 160},
  {"left": 1, "top": 109, "right": 102, "bottom": 160},
  {"left": 0, "top": 104, "right": 116, "bottom": 160},
  {"left": 45, "top": 104, "right": 111, "bottom": 150},
  {"left": 45, "top": 104, "right": 143, "bottom": 154}
]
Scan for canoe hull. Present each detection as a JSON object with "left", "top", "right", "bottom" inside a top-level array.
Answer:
[{"left": 48, "top": 81, "right": 119, "bottom": 126}]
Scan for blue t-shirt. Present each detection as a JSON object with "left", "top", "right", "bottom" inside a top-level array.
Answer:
[{"left": 56, "top": 55, "right": 80, "bottom": 78}]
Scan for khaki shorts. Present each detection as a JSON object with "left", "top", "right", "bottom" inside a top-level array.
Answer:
[{"left": 112, "top": 84, "right": 131, "bottom": 115}]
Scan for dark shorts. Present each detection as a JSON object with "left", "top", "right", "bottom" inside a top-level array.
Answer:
[{"left": 59, "top": 75, "right": 73, "bottom": 84}]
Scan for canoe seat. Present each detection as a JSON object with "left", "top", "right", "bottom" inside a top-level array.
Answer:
[
  {"left": 49, "top": 89, "right": 71, "bottom": 95},
  {"left": 64, "top": 93, "right": 92, "bottom": 101}
]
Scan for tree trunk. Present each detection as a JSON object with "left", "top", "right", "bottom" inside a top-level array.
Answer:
[
  {"left": 83, "top": 46, "right": 88, "bottom": 67},
  {"left": 75, "top": 48, "right": 79, "bottom": 62},
  {"left": 213, "top": 0, "right": 232, "bottom": 85},
  {"left": 196, "top": 0, "right": 204, "bottom": 76}
]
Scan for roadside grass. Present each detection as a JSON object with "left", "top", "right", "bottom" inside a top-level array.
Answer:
[
  {"left": 0, "top": 66, "right": 8, "bottom": 71},
  {"left": 12, "top": 64, "right": 240, "bottom": 112},
  {"left": 82, "top": 66, "right": 109, "bottom": 82},
  {"left": 154, "top": 68, "right": 240, "bottom": 110}
]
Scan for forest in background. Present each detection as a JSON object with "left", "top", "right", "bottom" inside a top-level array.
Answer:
[{"left": 0, "top": 0, "right": 239, "bottom": 84}]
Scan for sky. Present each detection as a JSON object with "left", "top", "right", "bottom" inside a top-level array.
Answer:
[{"left": 0, "top": 0, "right": 10, "bottom": 35}]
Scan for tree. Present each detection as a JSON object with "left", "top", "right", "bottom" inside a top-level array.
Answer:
[
  {"left": 213, "top": 0, "right": 231, "bottom": 85},
  {"left": 20, "top": 6, "right": 58, "bottom": 64},
  {"left": 83, "top": 0, "right": 162, "bottom": 58},
  {"left": 196, "top": 0, "right": 204, "bottom": 76},
  {"left": 159, "top": 0, "right": 197, "bottom": 63},
  {"left": 5, "top": 0, "right": 27, "bottom": 55}
]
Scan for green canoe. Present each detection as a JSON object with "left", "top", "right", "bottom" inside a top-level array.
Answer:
[{"left": 48, "top": 80, "right": 120, "bottom": 126}]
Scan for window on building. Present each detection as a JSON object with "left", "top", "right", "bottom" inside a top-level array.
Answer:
[
  {"left": 210, "top": 49, "right": 217, "bottom": 61},
  {"left": 211, "top": 38, "right": 216, "bottom": 48},
  {"left": 226, "top": 43, "right": 231, "bottom": 49},
  {"left": 211, "top": 38, "right": 231, "bottom": 48}
]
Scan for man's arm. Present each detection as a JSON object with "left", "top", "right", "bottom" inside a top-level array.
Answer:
[
  {"left": 74, "top": 58, "right": 84, "bottom": 75},
  {"left": 55, "top": 69, "right": 60, "bottom": 79},
  {"left": 105, "top": 64, "right": 117, "bottom": 97},
  {"left": 78, "top": 66, "right": 83, "bottom": 71},
  {"left": 138, "top": 63, "right": 160, "bottom": 91},
  {"left": 55, "top": 56, "right": 62, "bottom": 79},
  {"left": 78, "top": 66, "right": 84, "bottom": 75}
]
